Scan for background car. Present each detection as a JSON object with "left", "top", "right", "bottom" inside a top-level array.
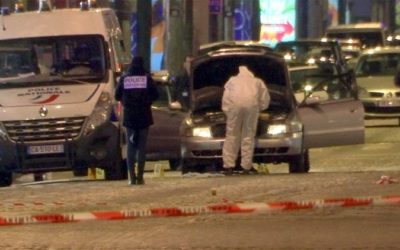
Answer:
[
  {"left": 354, "top": 47, "right": 400, "bottom": 124},
  {"left": 275, "top": 39, "right": 358, "bottom": 103},
  {"left": 324, "top": 22, "right": 388, "bottom": 48},
  {"left": 337, "top": 39, "right": 362, "bottom": 70},
  {"left": 147, "top": 42, "right": 364, "bottom": 174}
]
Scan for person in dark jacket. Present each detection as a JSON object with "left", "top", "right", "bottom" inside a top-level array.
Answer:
[{"left": 115, "top": 57, "right": 159, "bottom": 185}]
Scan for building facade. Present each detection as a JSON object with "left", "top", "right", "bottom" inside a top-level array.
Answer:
[{"left": 0, "top": 0, "right": 397, "bottom": 73}]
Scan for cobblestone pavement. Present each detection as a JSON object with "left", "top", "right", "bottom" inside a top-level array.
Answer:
[
  {"left": 0, "top": 119, "right": 399, "bottom": 249},
  {"left": 0, "top": 168, "right": 399, "bottom": 249}
]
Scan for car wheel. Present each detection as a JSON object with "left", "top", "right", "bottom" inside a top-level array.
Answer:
[
  {"left": 181, "top": 159, "right": 194, "bottom": 174},
  {"left": 104, "top": 147, "right": 125, "bottom": 180},
  {"left": 73, "top": 167, "right": 88, "bottom": 177},
  {"left": 181, "top": 159, "right": 208, "bottom": 174},
  {"left": 0, "top": 171, "right": 12, "bottom": 187},
  {"left": 289, "top": 149, "right": 310, "bottom": 173},
  {"left": 168, "top": 159, "right": 181, "bottom": 171},
  {"left": 34, "top": 173, "right": 45, "bottom": 182}
]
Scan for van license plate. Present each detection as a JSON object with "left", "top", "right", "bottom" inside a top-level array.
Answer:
[{"left": 28, "top": 145, "right": 64, "bottom": 155}]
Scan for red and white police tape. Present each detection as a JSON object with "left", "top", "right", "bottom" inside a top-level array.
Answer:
[{"left": 0, "top": 194, "right": 399, "bottom": 226}]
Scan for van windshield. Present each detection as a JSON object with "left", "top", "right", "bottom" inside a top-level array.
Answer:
[{"left": 0, "top": 35, "right": 107, "bottom": 85}]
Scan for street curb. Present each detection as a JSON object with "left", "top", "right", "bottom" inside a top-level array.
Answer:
[{"left": 0, "top": 195, "right": 399, "bottom": 226}]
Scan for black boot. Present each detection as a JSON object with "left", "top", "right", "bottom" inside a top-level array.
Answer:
[
  {"left": 137, "top": 165, "right": 145, "bottom": 185},
  {"left": 128, "top": 167, "right": 136, "bottom": 185},
  {"left": 136, "top": 177, "right": 145, "bottom": 185}
]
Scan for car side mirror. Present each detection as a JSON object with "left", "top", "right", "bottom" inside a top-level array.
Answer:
[{"left": 169, "top": 101, "right": 182, "bottom": 110}]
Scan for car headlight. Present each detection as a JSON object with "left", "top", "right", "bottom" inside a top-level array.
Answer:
[
  {"left": 83, "top": 92, "right": 112, "bottom": 135},
  {"left": 267, "top": 124, "right": 288, "bottom": 136},
  {"left": 304, "top": 84, "right": 313, "bottom": 92},
  {"left": 192, "top": 127, "right": 212, "bottom": 138},
  {"left": 0, "top": 123, "right": 7, "bottom": 140}
]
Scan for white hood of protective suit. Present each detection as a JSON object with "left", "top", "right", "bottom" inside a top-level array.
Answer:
[{"left": 222, "top": 66, "right": 270, "bottom": 112}]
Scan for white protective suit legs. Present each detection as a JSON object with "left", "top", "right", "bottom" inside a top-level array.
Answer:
[
  {"left": 222, "top": 105, "right": 259, "bottom": 169},
  {"left": 221, "top": 65, "right": 270, "bottom": 170}
]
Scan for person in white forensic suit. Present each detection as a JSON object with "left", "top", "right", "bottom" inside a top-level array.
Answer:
[{"left": 221, "top": 65, "right": 270, "bottom": 175}]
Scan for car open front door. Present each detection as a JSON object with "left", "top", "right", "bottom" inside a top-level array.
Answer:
[
  {"left": 145, "top": 79, "right": 185, "bottom": 160},
  {"left": 298, "top": 98, "right": 365, "bottom": 148}
]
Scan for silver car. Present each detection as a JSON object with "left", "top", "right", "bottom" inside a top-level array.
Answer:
[
  {"left": 355, "top": 47, "right": 400, "bottom": 122},
  {"left": 146, "top": 42, "right": 365, "bottom": 173}
]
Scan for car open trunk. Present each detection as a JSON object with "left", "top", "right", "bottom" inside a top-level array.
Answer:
[{"left": 190, "top": 53, "right": 293, "bottom": 113}]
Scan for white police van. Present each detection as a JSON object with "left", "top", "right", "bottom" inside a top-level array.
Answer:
[{"left": 0, "top": 1, "right": 129, "bottom": 186}]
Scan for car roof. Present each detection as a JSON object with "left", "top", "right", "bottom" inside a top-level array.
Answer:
[
  {"left": 326, "top": 22, "right": 384, "bottom": 32},
  {"left": 288, "top": 65, "right": 319, "bottom": 71},
  {"left": 198, "top": 40, "right": 272, "bottom": 55},
  {"left": 276, "top": 39, "right": 340, "bottom": 46},
  {"left": 360, "top": 46, "right": 400, "bottom": 55}
]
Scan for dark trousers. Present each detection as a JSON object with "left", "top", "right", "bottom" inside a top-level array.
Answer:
[{"left": 126, "top": 127, "right": 149, "bottom": 183}]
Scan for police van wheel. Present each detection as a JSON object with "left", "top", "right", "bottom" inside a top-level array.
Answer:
[
  {"left": 104, "top": 151, "right": 124, "bottom": 180},
  {"left": 0, "top": 171, "right": 12, "bottom": 187}
]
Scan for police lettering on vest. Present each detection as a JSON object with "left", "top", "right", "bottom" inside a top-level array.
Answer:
[{"left": 124, "top": 76, "right": 147, "bottom": 89}]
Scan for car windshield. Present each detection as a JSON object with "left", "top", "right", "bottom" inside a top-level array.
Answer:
[
  {"left": 290, "top": 65, "right": 321, "bottom": 91},
  {"left": 275, "top": 41, "right": 351, "bottom": 97},
  {"left": 0, "top": 35, "right": 107, "bottom": 85},
  {"left": 355, "top": 53, "right": 400, "bottom": 77}
]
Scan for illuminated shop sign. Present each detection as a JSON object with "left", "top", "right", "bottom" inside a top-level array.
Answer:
[
  {"left": 259, "top": 0, "right": 296, "bottom": 46},
  {"left": 328, "top": 0, "right": 339, "bottom": 26}
]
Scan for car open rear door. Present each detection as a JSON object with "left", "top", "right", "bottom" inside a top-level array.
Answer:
[{"left": 298, "top": 98, "right": 365, "bottom": 148}]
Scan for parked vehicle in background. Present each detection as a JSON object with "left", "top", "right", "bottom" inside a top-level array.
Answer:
[
  {"left": 338, "top": 39, "right": 362, "bottom": 64},
  {"left": 354, "top": 47, "right": 400, "bottom": 124},
  {"left": 325, "top": 22, "right": 387, "bottom": 49},
  {"left": 275, "top": 39, "right": 358, "bottom": 100},
  {"left": 0, "top": 4, "right": 129, "bottom": 187},
  {"left": 147, "top": 41, "right": 365, "bottom": 174},
  {"left": 386, "top": 33, "right": 400, "bottom": 46}
]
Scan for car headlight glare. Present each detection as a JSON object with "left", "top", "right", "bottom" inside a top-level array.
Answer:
[
  {"left": 192, "top": 127, "right": 212, "bottom": 138},
  {"left": 267, "top": 124, "right": 287, "bottom": 136},
  {"left": 83, "top": 92, "right": 112, "bottom": 135},
  {"left": 0, "top": 123, "right": 7, "bottom": 140},
  {"left": 304, "top": 84, "right": 313, "bottom": 92}
]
